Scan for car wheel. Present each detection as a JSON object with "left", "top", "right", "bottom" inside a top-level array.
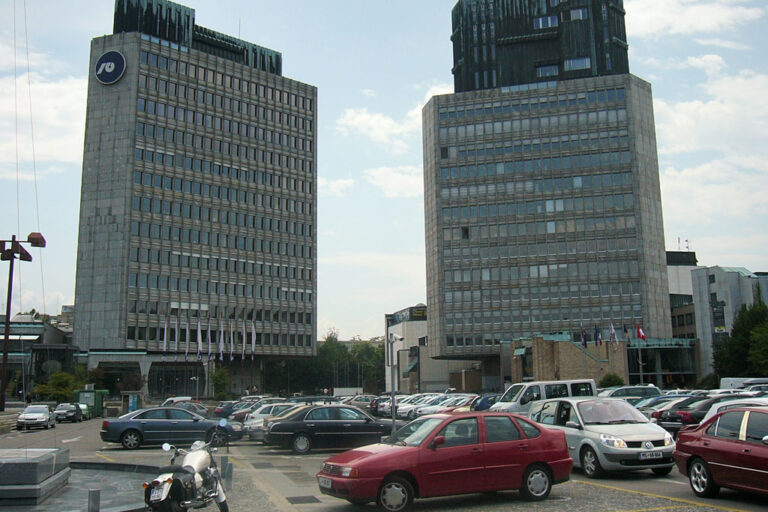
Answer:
[
  {"left": 120, "top": 429, "right": 142, "bottom": 450},
  {"left": 688, "top": 458, "right": 719, "bottom": 498},
  {"left": 208, "top": 428, "right": 228, "bottom": 447},
  {"left": 519, "top": 464, "right": 552, "bottom": 500},
  {"left": 292, "top": 433, "right": 311, "bottom": 455},
  {"left": 44, "top": 423, "right": 49, "bottom": 430},
  {"left": 652, "top": 466, "right": 673, "bottom": 476},
  {"left": 378, "top": 476, "right": 414, "bottom": 512},
  {"left": 580, "top": 446, "right": 604, "bottom": 478}
]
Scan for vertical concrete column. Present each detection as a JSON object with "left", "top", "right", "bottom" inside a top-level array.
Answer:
[{"left": 139, "top": 360, "right": 152, "bottom": 397}]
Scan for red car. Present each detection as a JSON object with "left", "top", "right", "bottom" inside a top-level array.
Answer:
[
  {"left": 316, "top": 411, "right": 572, "bottom": 511},
  {"left": 674, "top": 406, "right": 768, "bottom": 498}
]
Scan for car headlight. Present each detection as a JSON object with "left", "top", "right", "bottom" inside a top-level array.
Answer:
[
  {"left": 341, "top": 467, "right": 358, "bottom": 478},
  {"left": 664, "top": 433, "right": 674, "bottom": 446},
  {"left": 231, "top": 423, "right": 242, "bottom": 431},
  {"left": 600, "top": 434, "right": 627, "bottom": 448}
]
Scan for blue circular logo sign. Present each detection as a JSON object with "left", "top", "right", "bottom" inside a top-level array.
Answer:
[{"left": 95, "top": 51, "right": 126, "bottom": 85}]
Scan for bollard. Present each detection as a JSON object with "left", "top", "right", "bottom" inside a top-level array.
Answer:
[
  {"left": 88, "top": 489, "right": 100, "bottom": 512},
  {"left": 220, "top": 456, "right": 233, "bottom": 491}
]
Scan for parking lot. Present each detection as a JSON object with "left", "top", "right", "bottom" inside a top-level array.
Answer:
[{"left": 0, "top": 417, "right": 765, "bottom": 512}]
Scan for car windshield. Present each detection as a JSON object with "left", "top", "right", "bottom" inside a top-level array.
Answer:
[
  {"left": 385, "top": 417, "right": 444, "bottom": 446},
  {"left": 500, "top": 384, "right": 524, "bottom": 402},
  {"left": 577, "top": 400, "right": 648, "bottom": 424},
  {"left": 24, "top": 406, "right": 47, "bottom": 414},
  {"left": 55, "top": 404, "right": 74, "bottom": 411}
]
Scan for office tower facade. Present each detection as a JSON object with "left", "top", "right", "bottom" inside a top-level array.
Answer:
[
  {"left": 451, "top": 0, "right": 629, "bottom": 93},
  {"left": 74, "top": 0, "right": 317, "bottom": 396},
  {"left": 423, "top": 0, "right": 670, "bottom": 385}
]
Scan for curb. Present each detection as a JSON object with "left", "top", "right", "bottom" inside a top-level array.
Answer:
[{"left": 70, "top": 461, "right": 160, "bottom": 474}]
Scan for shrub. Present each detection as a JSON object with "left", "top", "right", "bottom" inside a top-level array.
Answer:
[{"left": 598, "top": 372, "right": 625, "bottom": 388}]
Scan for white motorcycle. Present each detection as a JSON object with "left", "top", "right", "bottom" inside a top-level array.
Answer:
[{"left": 143, "top": 438, "right": 229, "bottom": 512}]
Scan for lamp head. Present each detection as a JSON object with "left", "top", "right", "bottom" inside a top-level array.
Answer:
[{"left": 27, "top": 232, "right": 46, "bottom": 248}]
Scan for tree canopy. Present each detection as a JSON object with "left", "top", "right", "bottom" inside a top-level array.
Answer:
[{"left": 713, "top": 298, "right": 768, "bottom": 378}]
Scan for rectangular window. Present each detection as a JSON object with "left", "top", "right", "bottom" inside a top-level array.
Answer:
[
  {"left": 564, "top": 57, "right": 591, "bottom": 71},
  {"left": 533, "top": 15, "right": 559, "bottom": 29},
  {"left": 536, "top": 64, "right": 559, "bottom": 78},
  {"left": 570, "top": 8, "right": 588, "bottom": 20}
]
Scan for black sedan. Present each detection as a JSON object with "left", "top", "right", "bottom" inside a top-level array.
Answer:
[
  {"left": 264, "top": 404, "right": 397, "bottom": 454},
  {"left": 54, "top": 403, "right": 83, "bottom": 423},
  {"left": 100, "top": 407, "right": 243, "bottom": 449}
]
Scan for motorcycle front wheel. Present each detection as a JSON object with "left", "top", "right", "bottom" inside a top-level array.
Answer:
[{"left": 216, "top": 500, "right": 229, "bottom": 512}]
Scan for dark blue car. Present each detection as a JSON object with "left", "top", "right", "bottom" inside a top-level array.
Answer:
[
  {"left": 472, "top": 393, "right": 501, "bottom": 411},
  {"left": 100, "top": 407, "right": 242, "bottom": 449}
]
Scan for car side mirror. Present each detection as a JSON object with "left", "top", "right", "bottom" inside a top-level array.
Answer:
[
  {"left": 430, "top": 436, "right": 446, "bottom": 449},
  {"left": 763, "top": 435, "right": 768, "bottom": 445},
  {"left": 565, "top": 421, "right": 582, "bottom": 430}
]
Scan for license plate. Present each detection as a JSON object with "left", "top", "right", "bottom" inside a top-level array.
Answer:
[
  {"left": 150, "top": 486, "right": 164, "bottom": 501},
  {"left": 318, "top": 477, "right": 332, "bottom": 489},
  {"left": 639, "top": 451, "right": 662, "bottom": 460}
]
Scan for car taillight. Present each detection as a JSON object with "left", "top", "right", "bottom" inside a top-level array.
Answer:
[
  {"left": 102, "top": 420, "right": 110, "bottom": 428},
  {"left": 677, "top": 411, "right": 694, "bottom": 423},
  {"left": 652, "top": 411, "right": 661, "bottom": 419}
]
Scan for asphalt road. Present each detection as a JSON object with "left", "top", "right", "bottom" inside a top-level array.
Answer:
[{"left": 0, "top": 417, "right": 765, "bottom": 512}]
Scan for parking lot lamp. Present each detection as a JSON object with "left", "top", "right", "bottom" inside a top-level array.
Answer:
[
  {"left": 1, "top": 232, "right": 46, "bottom": 411},
  {"left": 190, "top": 376, "right": 199, "bottom": 400}
]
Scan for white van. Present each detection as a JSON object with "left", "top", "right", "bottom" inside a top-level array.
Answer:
[{"left": 489, "top": 379, "right": 596, "bottom": 415}]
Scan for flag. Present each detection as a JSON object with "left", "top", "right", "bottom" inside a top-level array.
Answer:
[
  {"left": 250, "top": 320, "right": 256, "bottom": 360},
  {"left": 580, "top": 323, "right": 586, "bottom": 347},
  {"left": 623, "top": 324, "right": 631, "bottom": 347},
  {"left": 207, "top": 321, "right": 212, "bottom": 361},
  {"left": 173, "top": 316, "right": 179, "bottom": 358},
  {"left": 637, "top": 326, "right": 646, "bottom": 341},
  {"left": 609, "top": 323, "right": 617, "bottom": 344},
  {"left": 196, "top": 319, "right": 202, "bottom": 361},
  {"left": 229, "top": 319, "right": 234, "bottom": 361},
  {"left": 218, "top": 319, "right": 224, "bottom": 361},
  {"left": 184, "top": 321, "right": 190, "bottom": 362},
  {"left": 593, "top": 324, "right": 599, "bottom": 346},
  {"left": 162, "top": 317, "right": 168, "bottom": 360},
  {"left": 241, "top": 319, "right": 246, "bottom": 359}
]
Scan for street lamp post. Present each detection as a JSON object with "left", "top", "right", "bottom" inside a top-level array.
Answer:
[
  {"left": 1, "top": 233, "right": 45, "bottom": 412},
  {"left": 190, "top": 376, "right": 199, "bottom": 400},
  {"left": 388, "top": 333, "right": 403, "bottom": 435}
]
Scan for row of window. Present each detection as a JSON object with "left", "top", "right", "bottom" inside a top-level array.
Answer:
[
  {"left": 137, "top": 98, "right": 313, "bottom": 174},
  {"left": 128, "top": 271, "right": 313, "bottom": 303},
  {"left": 442, "top": 236, "right": 638, "bottom": 262},
  {"left": 438, "top": 87, "right": 626, "bottom": 120},
  {"left": 139, "top": 72, "right": 313, "bottom": 133},
  {"left": 442, "top": 171, "right": 632, "bottom": 201},
  {"left": 446, "top": 306, "right": 642, "bottom": 331},
  {"left": 132, "top": 170, "right": 312, "bottom": 227},
  {"left": 139, "top": 50, "right": 313, "bottom": 112},
  {"left": 672, "top": 313, "right": 695, "bottom": 328},
  {"left": 130, "top": 218, "right": 312, "bottom": 260},
  {"left": 444, "top": 258, "right": 639, "bottom": 284},
  {"left": 537, "top": 55, "right": 592, "bottom": 78},
  {"left": 128, "top": 247, "right": 312, "bottom": 282},
  {"left": 446, "top": 281, "right": 642, "bottom": 307},
  {"left": 127, "top": 302, "right": 313, "bottom": 325},
  {"left": 127, "top": 325, "right": 313, "bottom": 348},
  {"left": 136, "top": 122, "right": 313, "bottom": 194}
]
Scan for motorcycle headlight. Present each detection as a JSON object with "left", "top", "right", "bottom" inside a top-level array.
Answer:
[
  {"left": 340, "top": 467, "right": 358, "bottom": 478},
  {"left": 231, "top": 423, "right": 242, "bottom": 431},
  {"left": 664, "top": 433, "right": 674, "bottom": 446},
  {"left": 600, "top": 434, "right": 627, "bottom": 448}
]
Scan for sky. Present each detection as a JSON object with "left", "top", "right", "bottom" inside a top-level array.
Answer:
[{"left": 1, "top": 0, "right": 766, "bottom": 341}]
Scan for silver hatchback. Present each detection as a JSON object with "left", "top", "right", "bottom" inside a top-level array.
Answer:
[{"left": 529, "top": 397, "right": 675, "bottom": 478}]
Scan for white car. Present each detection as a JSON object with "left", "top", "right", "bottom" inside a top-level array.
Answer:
[
  {"left": 700, "top": 397, "right": 768, "bottom": 424},
  {"left": 414, "top": 395, "right": 458, "bottom": 417},
  {"left": 244, "top": 403, "right": 298, "bottom": 440},
  {"left": 414, "top": 395, "right": 477, "bottom": 416},
  {"left": 17, "top": 405, "right": 56, "bottom": 430},
  {"left": 396, "top": 394, "right": 440, "bottom": 419},
  {"left": 76, "top": 402, "right": 91, "bottom": 420}
]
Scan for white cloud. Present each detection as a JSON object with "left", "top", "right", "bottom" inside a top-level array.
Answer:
[
  {"left": 694, "top": 38, "right": 752, "bottom": 51},
  {"left": 361, "top": 89, "right": 377, "bottom": 97},
  {"left": 364, "top": 166, "right": 423, "bottom": 198},
  {"left": 654, "top": 70, "right": 768, "bottom": 156},
  {"left": 318, "top": 176, "right": 355, "bottom": 197},
  {"left": 626, "top": 0, "right": 764, "bottom": 38},
  {"left": 335, "top": 83, "right": 452, "bottom": 154},
  {"left": 641, "top": 54, "right": 726, "bottom": 77},
  {"left": 0, "top": 73, "right": 87, "bottom": 171}
]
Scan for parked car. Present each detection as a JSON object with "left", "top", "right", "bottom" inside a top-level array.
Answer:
[
  {"left": 250, "top": 404, "right": 308, "bottom": 443},
  {"left": 160, "top": 396, "right": 193, "bottom": 406},
  {"left": 76, "top": 403, "right": 91, "bottom": 420},
  {"left": 529, "top": 397, "right": 675, "bottom": 478},
  {"left": 700, "top": 397, "right": 768, "bottom": 424},
  {"left": 17, "top": 404, "right": 56, "bottom": 430},
  {"left": 658, "top": 394, "right": 751, "bottom": 437},
  {"left": 645, "top": 397, "right": 692, "bottom": 421},
  {"left": 674, "top": 407, "right": 768, "bottom": 498},
  {"left": 599, "top": 385, "right": 661, "bottom": 399},
  {"left": 265, "top": 404, "right": 396, "bottom": 454},
  {"left": 316, "top": 411, "right": 572, "bottom": 510},
  {"left": 415, "top": 395, "right": 477, "bottom": 417},
  {"left": 396, "top": 394, "right": 440, "bottom": 419},
  {"left": 345, "top": 394, "right": 377, "bottom": 410},
  {"left": 634, "top": 395, "right": 690, "bottom": 417},
  {"left": 228, "top": 402, "right": 262, "bottom": 423},
  {"left": 100, "top": 407, "right": 242, "bottom": 449},
  {"left": 243, "top": 403, "right": 296, "bottom": 439},
  {"left": 174, "top": 400, "right": 210, "bottom": 417},
  {"left": 472, "top": 393, "right": 501, "bottom": 411},
  {"left": 54, "top": 403, "right": 83, "bottom": 423},
  {"left": 213, "top": 401, "right": 237, "bottom": 417},
  {"left": 491, "top": 379, "right": 596, "bottom": 415}
]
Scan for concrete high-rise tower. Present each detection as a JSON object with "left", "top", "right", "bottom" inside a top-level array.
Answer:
[
  {"left": 74, "top": 0, "right": 317, "bottom": 396},
  {"left": 423, "top": 0, "right": 670, "bottom": 387}
]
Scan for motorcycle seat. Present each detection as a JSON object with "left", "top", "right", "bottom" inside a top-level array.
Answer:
[{"left": 158, "top": 464, "right": 195, "bottom": 475}]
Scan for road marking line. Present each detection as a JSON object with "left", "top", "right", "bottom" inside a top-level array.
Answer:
[
  {"left": 611, "top": 507, "right": 686, "bottom": 512},
  {"left": 94, "top": 452, "right": 115, "bottom": 463},
  {"left": 575, "top": 480, "right": 751, "bottom": 512},
  {"left": 61, "top": 436, "right": 82, "bottom": 444}
]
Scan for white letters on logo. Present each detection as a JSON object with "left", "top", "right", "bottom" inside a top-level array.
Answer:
[{"left": 97, "top": 62, "right": 116, "bottom": 75}]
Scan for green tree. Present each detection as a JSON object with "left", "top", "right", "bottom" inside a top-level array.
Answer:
[
  {"left": 34, "top": 372, "right": 77, "bottom": 402},
  {"left": 598, "top": 373, "right": 624, "bottom": 388},
  {"left": 696, "top": 373, "right": 719, "bottom": 389},
  {"left": 713, "top": 300, "right": 768, "bottom": 378},
  {"left": 212, "top": 367, "right": 231, "bottom": 400}
]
